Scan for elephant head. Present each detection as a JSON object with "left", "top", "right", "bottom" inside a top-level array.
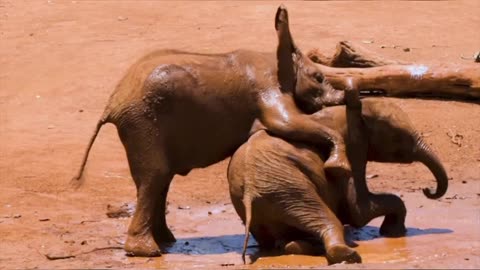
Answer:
[
  {"left": 275, "top": 6, "right": 344, "bottom": 113},
  {"left": 361, "top": 99, "right": 448, "bottom": 199}
]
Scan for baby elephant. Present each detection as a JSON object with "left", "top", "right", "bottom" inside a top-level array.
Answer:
[{"left": 228, "top": 97, "right": 448, "bottom": 264}]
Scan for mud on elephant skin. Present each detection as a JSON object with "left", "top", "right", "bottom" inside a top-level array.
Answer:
[
  {"left": 227, "top": 96, "right": 448, "bottom": 264},
  {"left": 341, "top": 91, "right": 448, "bottom": 235},
  {"left": 71, "top": 6, "right": 354, "bottom": 257}
]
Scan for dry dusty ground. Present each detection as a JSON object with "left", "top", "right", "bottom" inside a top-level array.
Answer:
[{"left": 1, "top": 1, "right": 479, "bottom": 269}]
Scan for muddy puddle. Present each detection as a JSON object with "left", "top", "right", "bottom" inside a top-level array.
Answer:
[
  {"left": 1, "top": 179, "right": 478, "bottom": 269},
  {"left": 112, "top": 182, "right": 478, "bottom": 269}
]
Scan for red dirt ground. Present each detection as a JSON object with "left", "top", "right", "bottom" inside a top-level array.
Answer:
[{"left": 1, "top": 1, "right": 479, "bottom": 269}]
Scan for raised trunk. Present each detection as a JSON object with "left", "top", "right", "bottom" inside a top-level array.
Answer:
[{"left": 414, "top": 139, "right": 449, "bottom": 199}]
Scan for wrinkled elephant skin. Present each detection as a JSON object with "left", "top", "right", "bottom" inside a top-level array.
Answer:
[{"left": 228, "top": 97, "right": 448, "bottom": 264}]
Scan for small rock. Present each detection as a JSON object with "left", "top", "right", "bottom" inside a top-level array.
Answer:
[
  {"left": 81, "top": 240, "right": 87, "bottom": 245},
  {"left": 78, "top": 109, "right": 84, "bottom": 113},
  {"left": 361, "top": 40, "right": 374, "bottom": 44},
  {"left": 47, "top": 125, "right": 55, "bottom": 130},
  {"left": 220, "top": 263, "right": 234, "bottom": 267},
  {"left": 462, "top": 180, "right": 467, "bottom": 184},
  {"left": 208, "top": 211, "right": 212, "bottom": 215},
  {"left": 29, "top": 33, "right": 34, "bottom": 36},
  {"left": 117, "top": 16, "right": 128, "bottom": 21},
  {"left": 35, "top": 95, "right": 41, "bottom": 99},
  {"left": 206, "top": 200, "right": 211, "bottom": 204},
  {"left": 64, "top": 240, "right": 75, "bottom": 244},
  {"left": 465, "top": 257, "right": 470, "bottom": 261},
  {"left": 403, "top": 47, "right": 411, "bottom": 52},
  {"left": 13, "top": 214, "right": 21, "bottom": 219},
  {"left": 44, "top": 252, "right": 75, "bottom": 260},
  {"left": 366, "top": 174, "right": 379, "bottom": 179},
  {"left": 418, "top": 205, "right": 423, "bottom": 208},
  {"left": 474, "top": 51, "right": 480, "bottom": 63},
  {"left": 184, "top": 241, "right": 189, "bottom": 246},
  {"left": 39, "top": 218, "right": 50, "bottom": 222},
  {"left": 106, "top": 203, "right": 135, "bottom": 218},
  {"left": 178, "top": 206, "right": 190, "bottom": 210}
]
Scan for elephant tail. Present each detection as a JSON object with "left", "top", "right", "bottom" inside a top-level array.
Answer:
[
  {"left": 415, "top": 138, "right": 449, "bottom": 199},
  {"left": 70, "top": 111, "right": 111, "bottom": 189},
  {"left": 242, "top": 195, "right": 253, "bottom": 264}
]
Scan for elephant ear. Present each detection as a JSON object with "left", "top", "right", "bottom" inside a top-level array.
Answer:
[{"left": 275, "top": 5, "right": 299, "bottom": 93}]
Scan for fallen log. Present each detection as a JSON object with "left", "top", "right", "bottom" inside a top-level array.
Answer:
[
  {"left": 307, "top": 41, "right": 406, "bottom": 67},
  {"left": 307, "top": 41, "right": 480, "bottom": 99},
  {"left": 319, "top": 63, "right": 480, "bottom": 99}
]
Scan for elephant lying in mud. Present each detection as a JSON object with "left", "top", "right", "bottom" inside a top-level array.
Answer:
[
  {"left": 228, "top": 94, "right": 448, "bottom": 264},
  {"left": 72, "top": 6, "right": 354, "bottom": 256}
]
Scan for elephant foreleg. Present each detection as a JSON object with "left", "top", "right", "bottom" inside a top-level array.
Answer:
[
  {"left": 344, "top": 88, "right": 407, "bottom": 236},
  {"left": 346, "top": 178, "right": 407, "bottom": 237},
  {"left": 259, "top": 94, "right": 350, "bottom": 178}
]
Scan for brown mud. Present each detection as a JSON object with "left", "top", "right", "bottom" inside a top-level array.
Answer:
[{"left": 1, "top": 1, "right": 479, "bottom": 269}]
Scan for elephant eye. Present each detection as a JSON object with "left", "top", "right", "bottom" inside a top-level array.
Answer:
[{"left": 315, "top": 73, "right": 324, "bottom": 83}]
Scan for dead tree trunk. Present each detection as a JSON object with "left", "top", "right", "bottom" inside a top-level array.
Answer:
[
  {"left": 307, "top": 41, "right": 480, "bottom": 99},
  {"left": 307, "top": 41, "right": 407, "bottom": 67}
]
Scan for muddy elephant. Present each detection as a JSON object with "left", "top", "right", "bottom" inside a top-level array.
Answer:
[
  {"left": 227, "top": 94, "right": 448, "bottom": 264},
  {"left": 71, "top": 6, "right": 355, "bottom": 256}
]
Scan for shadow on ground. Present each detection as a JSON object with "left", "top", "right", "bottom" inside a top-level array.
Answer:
[{"left": 163, "top": 225, "right": 452, "bottom": 258}]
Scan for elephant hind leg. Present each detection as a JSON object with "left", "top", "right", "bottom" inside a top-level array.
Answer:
[
  {"left": 117, "top": 119, "right": 174, "bottom": 257},
  {"left": 153, "top": 178, "right": 176, "bottom": 245},
  {"left": 240, "top": 195, "right": 278, "bottom": 263},
  {"left": 125, "top": 170, "right": 173, "bottom": 257},
  {"left": 273, "top": 185, "right": 362, "bottom": 264}
]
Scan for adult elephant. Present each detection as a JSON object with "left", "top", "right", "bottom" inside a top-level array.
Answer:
[
  {"left": 228, "top": 91, "right": 448, "bottom": 264},
  {"left": 72, "top": 6, "right": 353, "bottom": 256}
]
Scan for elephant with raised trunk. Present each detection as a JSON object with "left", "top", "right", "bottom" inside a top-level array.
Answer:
[
  {"left": 228, "top": 92, "right": 448, "bottom": 264},
  {"left": 72, "top": 6, "right": 354, "bottom": 256}
]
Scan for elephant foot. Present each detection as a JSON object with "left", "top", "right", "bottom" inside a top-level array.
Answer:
[
  {"left": 125, "top": 233, "right": 162, "bottom": 257},
  {"left": 154, "top": 226, "right": 177, "bottom": 245},
  {"left": 283, "top": 240, "right": 316, "bottom": 255},
  {"left": 326, "top": 244, "right": 362, "bottom": 265},
  {"left": 380, "top": 221, "right": 407, "bottom": 237}
]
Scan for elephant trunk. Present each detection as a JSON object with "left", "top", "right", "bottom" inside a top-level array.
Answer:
[{"left": 414, "top": 138, "right": 448, "bottom": 199}]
